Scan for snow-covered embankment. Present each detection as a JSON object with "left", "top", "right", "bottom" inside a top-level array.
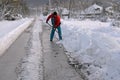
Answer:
[
  {"left": 61, "top": 19, "right": 120, "bottom": 80},
  {"left": 0, "top": 18, "right": 34, "bottom": 56}
]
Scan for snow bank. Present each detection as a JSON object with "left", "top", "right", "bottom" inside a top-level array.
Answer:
[
  {"left": 17, "top": 18, "right": 43, "bottom": 80},
  {"left": 61, "top": 19, "right": 120, "bottom": 80},
  {"left": 0, "top": 18, "right": 31, "bottom": 38},
  {"left": 0, "top": 18, "right": 34, "bottom": 56}
]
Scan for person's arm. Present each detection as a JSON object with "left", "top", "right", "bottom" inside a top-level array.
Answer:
[{"left": 46, "top": 14, "right": 52, "bottom": 23}]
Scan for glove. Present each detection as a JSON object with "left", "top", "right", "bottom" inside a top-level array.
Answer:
[{"left": 46, "top": 21, "right": 48, "bottom": 23}]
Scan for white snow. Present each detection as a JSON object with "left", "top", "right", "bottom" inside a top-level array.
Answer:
[
  {"left": 1, "top": 14, "right": 120, "bottom": 80},
  {"left": 60, "top": 19, "right": 120, "bottom": 80},
  {"left": 0, "top": 18, "right": 34, "bottom": 56}
]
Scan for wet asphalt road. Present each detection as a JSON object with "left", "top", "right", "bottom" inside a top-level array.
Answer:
[
  {"left": 42, "top": 23, "right": 83, "bottom": 80},
  {"left": 0, "top": 21, "right": 82, "bottom": 80}
]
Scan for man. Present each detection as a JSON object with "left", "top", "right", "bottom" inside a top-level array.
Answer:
[{"left": 46, "top": 11, "right": 62, "bottom": 41}]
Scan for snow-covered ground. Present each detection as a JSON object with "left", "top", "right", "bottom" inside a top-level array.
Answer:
[
  {"left": 0, "top": 18, "right": 33, "bottom": 56},
  {"left": 60, "top": 19, "right": 120, "bottom": 80}
]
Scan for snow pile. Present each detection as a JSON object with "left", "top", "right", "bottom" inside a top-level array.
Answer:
[
  {"left": 17, "top": 18, "right": 43, "bottom": 80},
  {"left": 0, "top": 18, "right": 34, "bottom": 56},
  {"left": 61, "top": 19, "right": 120, "bottom": 80}
]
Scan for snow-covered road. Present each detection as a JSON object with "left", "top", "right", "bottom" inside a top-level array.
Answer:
[
  {"left": 0, "top": 18, "right": 83, "bottom": 80},
  {"left": 16, "top": 18, "right": 82, "bottom": 80}
]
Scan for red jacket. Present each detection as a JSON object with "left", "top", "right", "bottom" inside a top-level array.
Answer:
[{"left": 46, "top": 14, "right": 61, "bottom": 28}]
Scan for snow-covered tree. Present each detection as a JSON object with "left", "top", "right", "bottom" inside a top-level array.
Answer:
[{"left": 0, "top": 0, "right": 29, "bottom": 20}]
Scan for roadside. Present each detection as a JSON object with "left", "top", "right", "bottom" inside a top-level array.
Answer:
[
  {"left": 42, "top": 22, "right": 83, "bottom": 80},
  {"left": 0, "top": 23, "right": 33, "bottom": 80}
]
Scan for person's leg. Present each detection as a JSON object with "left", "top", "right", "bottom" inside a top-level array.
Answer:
[
  {"left": 50, "top": 28, "right": 55, "bottom": 41},
  {"left": 57, "top": 26, "right": 62, "bottom": 40}
]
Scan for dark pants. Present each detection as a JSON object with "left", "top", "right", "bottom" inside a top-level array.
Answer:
[{"left": 50, "top": 26, "right": 62, "bottom": 41}]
